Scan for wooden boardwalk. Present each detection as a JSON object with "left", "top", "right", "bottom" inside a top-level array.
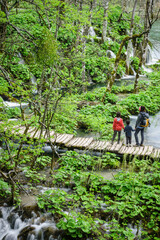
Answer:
[{"left": 4, "top": 124, "right": 160, "bottom": 158}]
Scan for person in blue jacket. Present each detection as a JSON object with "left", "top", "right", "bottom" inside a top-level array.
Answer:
[
  {"left": 134, "top": 106, "right": 149, "bottom": 146},
  {"left": 124, "top": 120, "right": 135, "bottom": 146}
]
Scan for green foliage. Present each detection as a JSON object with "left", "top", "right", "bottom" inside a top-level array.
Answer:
[
  {"left": 35, "top": 156, "right": 51, "bottom": 169},
  {"left": 10, "top": 64, "right": 30, "bottom": 81},
  {"left": 111, "top": 84, "right": 134, "bottom": 93},
  {"left": 57, "top": 27, "right": 76, "bottom": 47},
  {"left": 101, "top": 160, "right": 160, "bottom": 237},
  {"left": 0, "top": 10, "right": 7, "bottom": 23},
  {"left": 58, "top": 151, "right": 120, "bottom": 171},
  {"left": 57, "top": 212, "right": 93, "bottom": 238},
  {"left": 97, "top": 152, "right": 120, "bottom": 169},
  {"left": 58, "top": 151, "right": 96, "bottom": 171},
  {"left": 85, "top": 44, "right": 113, "bottom": 83},
  {"left": 130, "top": 57, "right": 140, "bottom": 71},
  {"left": 119, "top": 85, "right": 160, "bottom": 114},
  {"left": 4, "top": 107, "right": 21, "bottom": 119},
  {"left": 116, "top": 63, "right": 126, "bottom": 78},
  {"left": 37, "top": 154, "right": 160, "bottom": 239},
  {"left": 37, "top": 28, "right": 58, "bottom": 66},
  {"left": 22, "top": 167, "right": 46, "bottom": 183},
  {"left": 0, "top": 77, "right": 9, "bottom": 94},
  {"left": 108, "top": 5, "right": 130, "bottom": 40},
  {"left": 0, "top": 179, "right": 11, "bottom": 198},
  {"left": 147, "top": 70, "right": 160, "bottom": 81}
]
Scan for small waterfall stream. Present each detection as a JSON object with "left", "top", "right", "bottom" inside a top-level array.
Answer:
[{"left": 0, "top": 206, "right": 59, "bottom": 240}]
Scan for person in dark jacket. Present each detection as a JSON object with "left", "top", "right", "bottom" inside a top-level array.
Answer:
[
  {"left": 134, "top": 106, "right": 149, "bottom": 146},
  {"left": 124, "top": 120, "right": 135, "bottom": 146},
  {"left": 111, "top": 112, "right": 124, "bottom": 144}
]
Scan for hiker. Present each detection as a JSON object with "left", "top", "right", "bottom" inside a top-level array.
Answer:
[
  {"left": 112, "top": 112, "right": 124, "bottom": 144},
  {"left": 124, "top": 119, "right": 135, "bottom": 147},
  {"left": 134, "top": 106, "right": 149, "bottom": 146}
]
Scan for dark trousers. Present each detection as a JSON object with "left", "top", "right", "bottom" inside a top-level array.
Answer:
[
  {"left": 134, "top": 127, "right": 144, "bottom": 145},
  {"left": 112, "top": 130, "right": 121, "bottom": 144},
  {"left": 126, "top": 136, "right": 131, "bottom": 145}
]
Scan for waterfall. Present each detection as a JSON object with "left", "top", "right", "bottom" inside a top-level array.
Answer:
[
  {"left": 88, "top": 26, "right": 96, "bottom": 42},
  {"left": 2, "top": 101, "right": 28, "bottom": 109},
  {"left": 0, "top": 206, "right": 59, "bottom": 240},
  {"left": 146, "top": 41, "right": 160, "bottom": 65},
  {"left": 142, "top": 64, "right": 153, "bottom": 73}
]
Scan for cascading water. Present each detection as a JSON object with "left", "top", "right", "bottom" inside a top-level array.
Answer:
[
  {"left": 147, "top": 19, "right": 160, "bottom": 65},
  {"left": 0, "top": 206, "right": 60, "bottom": 240}
]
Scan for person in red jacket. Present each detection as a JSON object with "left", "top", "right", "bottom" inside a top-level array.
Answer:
[{"left": 111, "top": 112, "right": 124, "bottom": 144}]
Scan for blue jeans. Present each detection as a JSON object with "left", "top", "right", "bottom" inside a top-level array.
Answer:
[{"left": 134, "top": 127, "right": 144, "bottom": 145}]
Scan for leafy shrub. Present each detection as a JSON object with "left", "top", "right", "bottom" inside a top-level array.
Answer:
[
  {"left": 57, "top": 212, "right": 93, "bottom": 238},
  {"left": 4, "top": 107, "right": 21, "bottom": 119},
  {"left": 0, "top": 179, "right": 11, "bottom": 198}
]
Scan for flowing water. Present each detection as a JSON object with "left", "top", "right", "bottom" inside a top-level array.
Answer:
[
  {"left": 147, "top": 19, "right": 160, "bottom": 65},
  {"left": 0, "top": 206, "right": 59, "bottom": 240}
]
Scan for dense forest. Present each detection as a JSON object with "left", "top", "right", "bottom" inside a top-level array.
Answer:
[{"left": 0, "top": 0, "right": 160, "bottom": 239}]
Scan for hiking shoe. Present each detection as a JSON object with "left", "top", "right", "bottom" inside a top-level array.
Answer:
[
  {"left": 140, "top": 144, "right": 144, "bottom": 147},
  {"left": 134, "top": 144, "right": 139, "bottom": 147}
]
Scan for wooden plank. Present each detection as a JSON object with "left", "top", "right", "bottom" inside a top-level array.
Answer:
[
  {"left": 157, "top": 149, "right": 160, "bottom": 159},
  {"left": 27, "top": 128, "right": 37, "bottom": 138},
  {"left": 56, "top": 134, "right": 74, "bottom": 144},
  {"left": 61, "top": 134, "right": 74, "bottom": 144},
  {"left": 34, "top": 130, "right": 41, "bottom": 138},
  {"left": 151, "top": 149, "right": 158, "bottom": 158},
  {"left": 66, "top": 137, "right": 80, "bottom": 147},
  {"left": 138, "top": 147, "right": 145, "bottom": 155},
  {"left": 145, "top": 146, "right": 154, "bottom": 157},
  {"left": 118, "top": 145, "right": 127, "bottom": 154},
  {"left": 82, "top": 137, "right": 94, "bottom": 148},
  {"left": 125, "top": 146, "right": 135, "bottom": 155},
  {"left": 68, "top": 137, "right": 83, "bottom": 146},
  {"left": 95, "top": 141, "right": 110, "bottom": 150},
  {"left": 109, "top": 142, "right": 117, "bottom": 152},
  {"left": 132, "top": 146, "right": 141, "bottom": 156},
  {"left": 76, "top": 137, "right": 89, "bottom": 146},
  {"left": 66, "top": 137, "right": 93, "bottom": 148},
  {"left": 87, "top": 140, "right": 99, "bottom": 150},
  {"left": 66, "top": 137, "right": 84, "bottom": 147},
  {"left": 114, "top": 142, "right": 123, "bottom": 152},
  {"left": 141, "top": 146, "right": 149, "bottom": 156},
  {"left": 49, "top": 130, "right": 56, "bottom": 139},
  {"left": 71, "top": 137, "right": 86, "bottom": 147},
  {"left": 87, "top": 140, "right": 109, "bottom": 150},
  {"left": 99, "top": 141, "right": 110, "bottom": 150},
  {"left": 56, "top": 134, "right": 67, "bottom": 142},
  {"left": 14, "top": 126, "right": 26, "bottom": 135}
]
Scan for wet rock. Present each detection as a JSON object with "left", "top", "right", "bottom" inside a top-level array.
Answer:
[
  {"left": 43, "top": 227, "right": 64, "bottom": 239},
  {"left": 20, "top": 195, "right": 39, "bottom": 218},
  {"left": 18, "top": 225, "right": 35, "bottom": 239}
]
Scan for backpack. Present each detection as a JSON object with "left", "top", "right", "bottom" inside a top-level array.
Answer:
[{"left": 140, "top": 112, "right": 150, "bottom": 127}]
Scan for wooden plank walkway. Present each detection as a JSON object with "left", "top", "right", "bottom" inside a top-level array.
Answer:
[{"left": 3, "top": 124, "right": 160, "bottom": 158}]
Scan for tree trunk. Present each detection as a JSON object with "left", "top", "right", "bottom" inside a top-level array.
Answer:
[
  {"left": 54, "top": 0, "right": 65, "bottom": 40},
  {"left": 102, "top": 0, "right": 109, "bottom": 43},
  {"left": 0, "top": 0, "right": 7, "bottom": 51},
  {"left": 102, "top": 32, "right": 147, "bottom": 102},
  {"left": 126, "top": 0, "right": 137, "bottom": 75}
]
